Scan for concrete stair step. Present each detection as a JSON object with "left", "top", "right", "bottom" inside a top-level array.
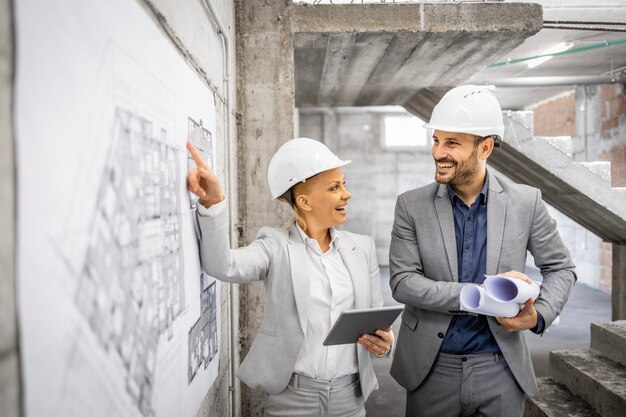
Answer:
[
  {"left": 536, "top": 136, "right": 572, "bottom": 156},
  {"left": 591, "top": 321, "right": 626, "bottom": 367},
  {"left": 524, "top": 377, "right": 600, "bottom": 417},
  {"left": 576, "top": 161, "right": 612, "bottom": 183},
  {"left": 550, "top": 349, "right": 626, "bottom": 417}
]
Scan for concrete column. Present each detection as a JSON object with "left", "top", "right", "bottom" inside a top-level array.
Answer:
[
  {"left": 613, "top": 243, "right": 626, "bottom": 321},
  {"left": 573, "top": 85, "right": 602, "bottom": 162},
  {"left": 0, "top": 0, "right": 19, "bottom": 416},
  {"left": 236, "top": 0, "right": 295, "bottom": 415}
]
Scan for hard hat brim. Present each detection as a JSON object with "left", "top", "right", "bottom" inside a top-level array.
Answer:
[
  {"left": 424, "top": 123, "right": 503, "bottom": 142},
  {"left": 271, "top": 159, "right": 351, "bottom": 200}
]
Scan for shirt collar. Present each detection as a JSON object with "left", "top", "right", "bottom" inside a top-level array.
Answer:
[
  {"left": 447, "top": 174, "right": 489, "bottom": 206},
  {"left": 295, "top": 223, "right": 338, "bottom": 251}
]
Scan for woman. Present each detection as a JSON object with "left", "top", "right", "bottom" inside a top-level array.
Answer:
[{"left": 187, "top": 137, "right": 393, "bottom": 417}]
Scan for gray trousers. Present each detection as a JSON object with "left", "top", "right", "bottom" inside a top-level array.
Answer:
[
  {"left": 406, "top": 352, "right": 525, "bottom": 417},
  {"left": 263, "top": 373, "right": 366, "bottom": 417}
]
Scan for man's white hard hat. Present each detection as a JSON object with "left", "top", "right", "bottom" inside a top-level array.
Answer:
[
  {"left": 267, "top": 137, "right": 351, "bottom": 200},
  {"left": 424, "top": 85, "right": 505, "bottom": 147}
]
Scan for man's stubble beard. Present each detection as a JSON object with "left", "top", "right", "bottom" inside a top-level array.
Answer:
[{"left": 434, "top": 145, "right": 480, "bottom": 187}]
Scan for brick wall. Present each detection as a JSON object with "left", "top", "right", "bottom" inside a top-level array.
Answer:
[
  {"left": 531, "top": 91, "right": 576, "bottom": 137},
  {"left": 601, "top": 144, "right": 626, "bottom": 188}
]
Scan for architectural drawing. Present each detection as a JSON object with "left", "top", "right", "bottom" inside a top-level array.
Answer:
[
  {"left": 17, "top": 1, "right": 220, "bottom": 416},
  {"left": 188, "top": 275, "right": 218, "bottom": 383},
  {"left": 187, "top": 117, "right": 213, "bottom": 209},
  {"left": 186, "top": 117, "right": 219, "bottom": 383},
  {"left": 74, "top": 107, "right": 185, "bottom": 417}
]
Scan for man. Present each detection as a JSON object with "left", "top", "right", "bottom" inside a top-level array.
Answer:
[{"left": 389, "top": 85, "right": 576, "bottom": 417}]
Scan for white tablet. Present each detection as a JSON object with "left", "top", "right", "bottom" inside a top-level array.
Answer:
[{"left": 323, "top": 305, "right": 404, "bottom": 346}]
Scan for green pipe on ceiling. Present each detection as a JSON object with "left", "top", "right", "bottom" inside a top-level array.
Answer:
[{"left": 489, "top": 38, "right": 626, "bottom": 68}]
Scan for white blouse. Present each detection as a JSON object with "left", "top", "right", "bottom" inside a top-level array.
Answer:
[{"left": 293, "top": 224, "right": 358, "bottom": 379}]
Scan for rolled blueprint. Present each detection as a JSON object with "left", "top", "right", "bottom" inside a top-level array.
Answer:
[
  {"left": 483, "top": 275, "right": 540, "bottom": 304},
  {"left": 460, "top": 285, "right": 520, "bottom": 318},
  {"left": 459, "top": 276, "right": 561, "bottom": 330}
]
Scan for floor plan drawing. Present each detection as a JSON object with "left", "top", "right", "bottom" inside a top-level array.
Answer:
[
  {"left": 186, "top": 116, "right": 219, "bottom": 384},
  {"left": 188, "top": 276, "right": 218, "bottom": 383},
  {"left": 187, "top": 117, "right": 213, "bottom": 210},
  {"left": 75, "top": 107, "right": 185, "bottom": 416},
  {"left": 17, "top": 1, "right": 221, "bottom": 416}
]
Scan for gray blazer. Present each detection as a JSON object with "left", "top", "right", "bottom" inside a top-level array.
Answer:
[
  {"left": 196, "top": 209, "right": 384, "bottom": 400},
  {"left": 389, "top": 172, "right": 576, "bottom": 396}
]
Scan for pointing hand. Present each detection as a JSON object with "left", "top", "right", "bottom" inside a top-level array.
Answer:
[{"left": 186, "top": 141, "right": 224, "bottom": 208}]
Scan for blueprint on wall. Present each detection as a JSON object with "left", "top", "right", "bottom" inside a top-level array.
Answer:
[{"left": 15, "top": 1, "right": 221, "bottom": 416}]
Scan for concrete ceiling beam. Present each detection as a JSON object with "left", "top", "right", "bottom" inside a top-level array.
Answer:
[
  {"left": 290, "top": 2, "right": 543, "bottom": 108},
  {"left": 290, "top": 3, "right": 543, "bottom": 34}
]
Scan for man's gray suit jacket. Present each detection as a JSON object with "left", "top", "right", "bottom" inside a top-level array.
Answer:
[
  {"left": 196, "top": 209, "right": 384, "bottom": 400},
  {"left": 389, "top": 172, "right": 576, "bottom": 396}
]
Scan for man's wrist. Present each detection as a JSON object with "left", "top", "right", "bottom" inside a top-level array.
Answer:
[{"left": 530, "top": 312, "right": 545, "bottom": 334}]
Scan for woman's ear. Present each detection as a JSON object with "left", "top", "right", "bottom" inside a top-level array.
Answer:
[{"left": 295, "top": 194, "right": 312, "bottom": 212}]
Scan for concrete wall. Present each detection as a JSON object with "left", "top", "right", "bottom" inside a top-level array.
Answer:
[
  {"left": 236, "top": 1, "right": 296, "bottom": 415},
  {"left": 0, "top": 0, "right": 19, "bottom": 416},
  {"left": 573, "top": 85, "right": 626, "bottom": 172},
  {"left": 596, "top": 85, "right": 626, "bottom": 186},
  {"left": 0, "top": 0, "right": 239, "bottom": 416},
  {"left": 613, "top": 244, "right": 626, "bottom": 320},
  {"left": 299, "top": 107, "right": 601, "bottom": 290},
  {"left": 544, "top": 206, "right": 604, "bottom": 291},
  {"left": 299, "top": 108, "right": 432, "bottom": 265}
]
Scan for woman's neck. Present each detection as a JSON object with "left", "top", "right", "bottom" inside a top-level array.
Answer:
[{"left": 299, "top": 220, "right": 332, "bottom": 252}]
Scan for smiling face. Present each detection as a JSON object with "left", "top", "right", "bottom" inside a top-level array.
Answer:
[
  {"left": 432, "top": 130, "right": 492, "bottom": 187},
  {"left": 293, "top": 167, "right": 351, "bottom": 230}
]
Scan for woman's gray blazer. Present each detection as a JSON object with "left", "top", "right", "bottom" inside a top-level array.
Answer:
[{"left": 195, "top": 209, "right": 384, "bottom": 400}]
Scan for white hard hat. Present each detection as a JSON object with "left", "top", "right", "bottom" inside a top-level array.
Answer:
[
  {"left": 267, "top": 137, "right": 351, "bottom": 200},
  {"left": 424, "top": 85, "right": 505, "bottom": 147}
]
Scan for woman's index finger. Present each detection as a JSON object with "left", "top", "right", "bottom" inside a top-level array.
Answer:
[{"left": 186, "top": 141, "right": 207, "bottom": 168}]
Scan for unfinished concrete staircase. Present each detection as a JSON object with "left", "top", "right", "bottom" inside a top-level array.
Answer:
[
  {"left": 488, "top": 111, "right": 626, "bottom": 244},
  {"left": 489, "top": 112, "right": 626, "bottom": 416},
  {"left": 525, "top": 321, "right": 626, "bottom": 417}
]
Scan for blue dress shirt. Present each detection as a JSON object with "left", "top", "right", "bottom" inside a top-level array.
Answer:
[
  {"left": 440, "top": 178, "right": 499, "bottom": 354},
  {"left": 440, "top": 176, "right": 545, "bottom": 355}
]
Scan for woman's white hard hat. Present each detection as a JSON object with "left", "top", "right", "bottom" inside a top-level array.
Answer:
[
  {"left": 424, "top": 85, "right": 505, "bottom": 147},
  {"left": 267, "top": 137, "right": 351, "bottom": 200}
]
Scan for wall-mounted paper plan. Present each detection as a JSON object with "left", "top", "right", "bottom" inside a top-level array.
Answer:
[{"left": 15, "top": 0, "right": 221, "bottom": 416}]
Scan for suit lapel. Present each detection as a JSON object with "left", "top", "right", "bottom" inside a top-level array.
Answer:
[
  {"left": 486, "top": 173, "right": 507, "bottom": 275},
  {"left": 288, "top": 223, "right": 310, "bottom": 334},
  {"left": 434, "top": 184, "right": 458, "bottom": 282},
  {"left": 337, "top": 235, "right": 369, "bottom": 309}
]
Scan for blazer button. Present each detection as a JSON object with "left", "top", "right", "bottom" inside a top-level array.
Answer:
[{"left": 437, "top": 332, "right": 444, "bottom": 339}]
